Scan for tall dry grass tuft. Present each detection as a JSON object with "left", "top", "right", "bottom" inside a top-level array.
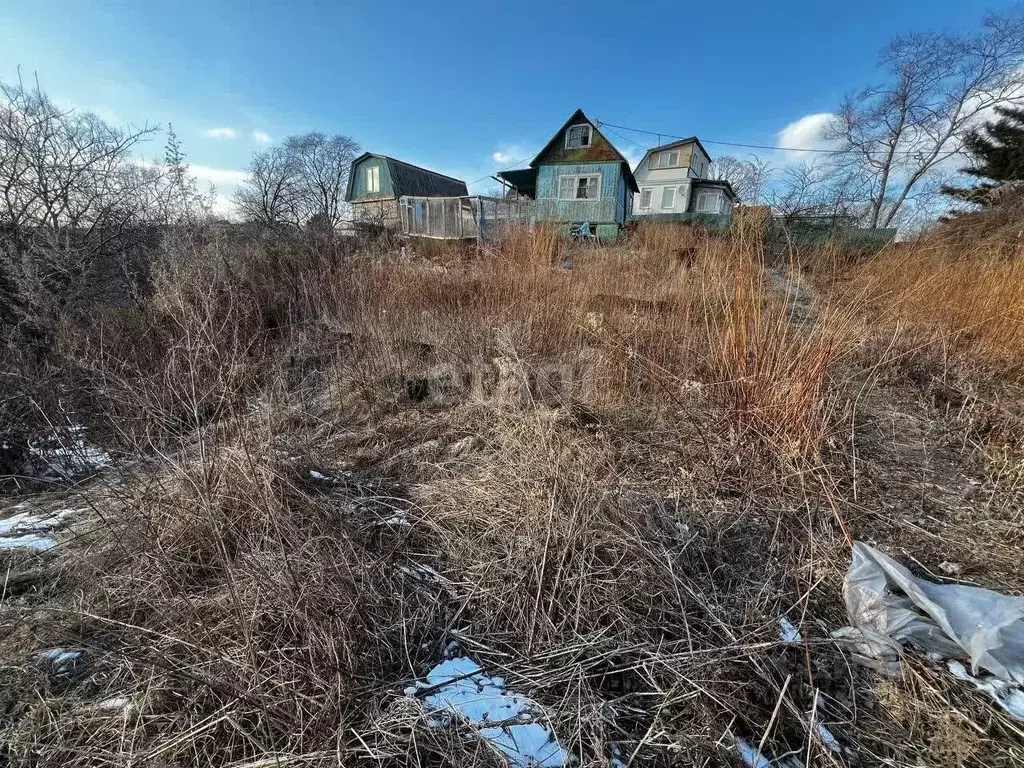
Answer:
[
  {"left": 850, "top": 227, "right": 1024, "bottom": 371},
  {"left": 710, "top": 252, "right": 852, "bottom": 458}
]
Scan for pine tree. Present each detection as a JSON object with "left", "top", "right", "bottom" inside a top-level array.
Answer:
[{"left": 943, "top": 106, "right": 1024, "bottom": 207}]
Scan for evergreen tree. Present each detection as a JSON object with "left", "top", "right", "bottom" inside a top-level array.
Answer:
[{"left": 943, "top": 106, "right": 1024, "bottom": 207}]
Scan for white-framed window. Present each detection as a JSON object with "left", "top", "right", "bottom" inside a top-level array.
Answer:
[
  {"left": 557, "top": 173, "right": 601, "bottom": 201},
  {"left": 661, "top": 187, "right": 676, "bottom": 209},
  {"left": 654, "top": 149, "right": 681, "bottom": 169},
  {"left": 565, "top": 124, "right": 592, "bottom": 149},
  {"left": 639, "top": 188, "right": 653, "bottom": 209},
  {"left": 366, "top": 165, "right": 380, "bottom": 193},
  {"left": 695, "top": 191, "right": 721, "bottom": 213}
]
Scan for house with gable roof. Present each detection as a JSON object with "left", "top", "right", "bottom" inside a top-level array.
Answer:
[
  {"left": 631, "top": 138, "right": 737, "bottom": 220},
  {"left": 497, "top": 109, "right": 638, "bottom": 239}
]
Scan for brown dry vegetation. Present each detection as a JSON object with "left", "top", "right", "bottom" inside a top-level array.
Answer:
[{"left": 2, "top": 217, "right": 1024, "bottom": 767}]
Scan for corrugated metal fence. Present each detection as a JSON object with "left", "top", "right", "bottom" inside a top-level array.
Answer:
[{"left": 399, "top": 196, "right": 534, "bottom": 241}]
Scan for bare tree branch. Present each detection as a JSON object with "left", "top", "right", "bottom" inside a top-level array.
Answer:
[{"left": 824, "top": 8, "right": 1024, "bottom": 228}]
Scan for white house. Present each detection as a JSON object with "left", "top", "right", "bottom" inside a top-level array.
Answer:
[{"left": 631, "top": 138, "right": 737, "bottom": 218}]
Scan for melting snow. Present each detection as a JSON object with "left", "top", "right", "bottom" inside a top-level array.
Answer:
[
  {"left": 406, "top": 656, "right": 570, "bottom": 767},
  {"left": 778, "top": 617, "right": 803, "bottom": 644},
  {"left": 948, "top": 660, "right": 1024, "bottom": 721},
  {"left": 0, "top": 508, "right": 83, "bottom": 536},
  {"left": 39, "top": 648, "right": 83, "bottom": 670},
  {"left": 95, "top": 696, "right": 135, "bottom": 714},
  {"left": 29, "top": 426, "right": 109, "bottom": 479},
  {"left": 0, "top": 533, "right": 57, "bottom": 550},
  {"left": 816, "top": 724, "right": 842, "bottom": 753},
  {"left": 734, "top": 738, "right": 771, "bottom": 768},
  {"left": 0, "top": 507, "right": 83, "bottom": 551}
]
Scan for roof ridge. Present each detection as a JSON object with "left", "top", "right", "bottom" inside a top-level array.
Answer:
[{"left": 380, "top": 155, "right": 466, "bottom": 184}]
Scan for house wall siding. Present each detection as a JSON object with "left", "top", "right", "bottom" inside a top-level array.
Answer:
[
  {"left": 644, "top": 144, "right": 695, "bottom": 180},
  {"left": 633, "top": 176, "right": 693, "bottom": 216},
  {"left": 535, "top": 162, "right": 624, "bottom": 223},
  {"left": 349, "top": 157, "right": 395, "bottom": 201},
  {"left": 351, "top": 198, "right": 400, "bottom": 224}
]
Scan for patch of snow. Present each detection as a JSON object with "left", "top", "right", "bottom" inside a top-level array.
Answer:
[
  {"left": 778, "top": 617, "right": 803, "bottom": 644},
  {"left": 406, "top": 656, "right": 570, "bottom": 767},
  {"left": 0, "top": 508, "right": 83, "bottom": 536},
  {"left": 95, "top": 696, "right": 135, "bottom": 713},
  {"left": 610, "top": 744, "right": 628, "bottom": 768},
  {"left": 39, "top": 648, "right": 83, "bottom": 669},
  {"left": 948, "top": 660, "right": 1024, "bottom": 721},
  {"left": 0, "top": 506, "right": 83, "bottom": 551},
  {"left": 0, "top": 533, "right": 57, "bottom": 550},
  {"left": 815, "top": 724, "right": 842, "bottom": 753},
  {"left": 29, "top": 425, "right": 110, "bottom": 479},
  {"left": 308, "top": 470, "right": 332, "bottom": 481},
  {"left": 378, "top": 513, "right": 412, "bottom": 528},
  {"left": 734, "top": 738, "right": 770, "bottom": 768}
]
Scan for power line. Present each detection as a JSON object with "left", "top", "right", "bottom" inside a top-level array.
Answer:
[
  {"left": 470, "top": 113, "right": 943, "bottom": 189},
  {"left": 467, "top": 153, "right": 539, "bottom": 188},
  {"left": 595, "top": 119, "right": 847, "bottom": 154},
  {"left": 601, "top": 125, "right": 650, "bottom": 152}
]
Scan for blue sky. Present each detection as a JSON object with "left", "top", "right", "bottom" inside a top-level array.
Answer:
[{"left": 1, "top": 0, "right": 1014, "bottom": 213}]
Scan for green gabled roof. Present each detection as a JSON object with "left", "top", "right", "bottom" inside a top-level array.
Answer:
[{"left": 345, "top": 153, "right": 468, "bottom": 201}]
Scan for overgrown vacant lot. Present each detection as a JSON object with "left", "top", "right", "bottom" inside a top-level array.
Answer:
[{"left": 2, "top": 219, "right": 1024, "bottom": 767}]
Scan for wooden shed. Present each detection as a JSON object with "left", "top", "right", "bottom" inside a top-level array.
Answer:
[{"left": 345, "top": 153, "right": 468, "bottom": 226}]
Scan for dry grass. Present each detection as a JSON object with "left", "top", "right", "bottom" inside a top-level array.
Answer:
[
  {"left": 3, "top": 219, "right": 1024, "bottom": 767},
  {"left": 845, "top": 222, "right": 1024, "bottom": 372}
]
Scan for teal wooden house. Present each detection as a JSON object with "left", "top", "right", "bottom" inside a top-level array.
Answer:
[{"left": 497, "top": 109, "right": 638, "bottom": 239}]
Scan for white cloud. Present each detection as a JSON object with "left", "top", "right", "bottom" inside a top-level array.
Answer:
[
  {"left": 776, "top": 113, "right": 836, "bottom": 160},
  {"left": 189, "top": 166, "right": 247, "bottom": 219},
  {"left": 252, "top": 130, "right": 271, "bottom": 145},
  {"left": 491, "top": 144, "right": 530, "bottom": 166},
  {"left": 619, "top": 145, "right": 646, "bottom": 171},
  {"left": 204, "top": 127, "right": 237, "bottom": 140},
  {"left": 190, "top": 164, "right": 247, "bottom": 186}
]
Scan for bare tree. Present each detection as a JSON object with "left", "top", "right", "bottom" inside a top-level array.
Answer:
[
  {"left": 235, "top": 132, "right": 359, "bottom": 229},
  {"left": 768, "top": 159, "right": 865, "bottom": 222},
  {"left": 0, "top": 76, "right": 166, "bottom": 321},
  {"left": 825, "top": 8, "right": 1024, "bottom": 228},
  {"left": 233, "top": 146, "right": 303, "bottom": 229},
  {"left": 710, "top": 155, "right": 774, "bottom": 203},
  {"left": 284, "top": 132, "right": 360, "bottom": 227},
  {"left": 155, "top": 124, "right": 213, "bottom": 225}
]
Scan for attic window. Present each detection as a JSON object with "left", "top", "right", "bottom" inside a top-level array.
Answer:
[
  {"left": 366, "top": 165, "right": 380, "bottom": 193},
  {"left": 655, "top": 150, "right": 681, "bottom": 169},
  {"left": 565, "top": 124, "right": 592, "bottom": 149}
]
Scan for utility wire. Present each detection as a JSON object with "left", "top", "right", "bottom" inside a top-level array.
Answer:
[
  {"left": 596, "top": 119, "right": 845, "bottom": 154},
  {"left": 467, "top": 153, "right": 539, "bottom": 188},
  {"left": 595, "top": 118, "right": 943, "bottom": 157},
  {"left": 470, "top": 113, "right": 939, "bottom": 189}
]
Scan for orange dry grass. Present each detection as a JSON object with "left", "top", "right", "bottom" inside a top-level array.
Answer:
[
  {"left": 850, "top": 232, "right": 1024, "bottom": 370},
  {"left": 305, "top": 224, "right": 850, "bottom": 458},
  {"left": 711, "top": 252, "right": 852, "bottom": 457}
]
